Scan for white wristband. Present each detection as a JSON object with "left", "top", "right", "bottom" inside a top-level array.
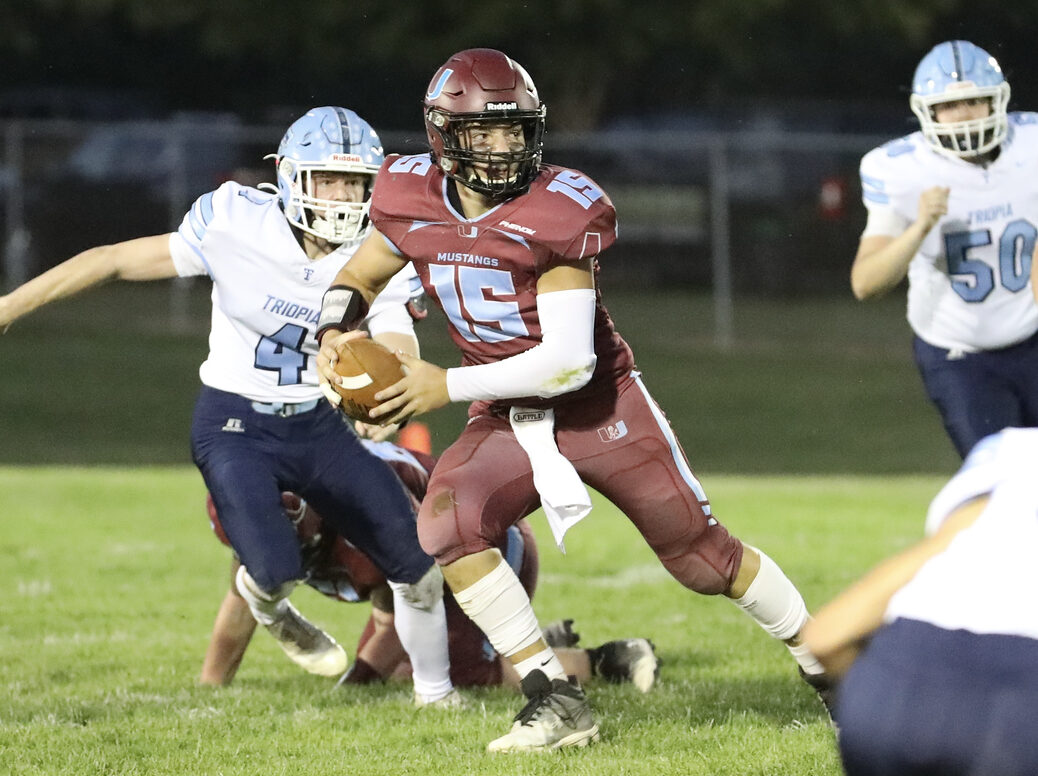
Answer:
[{"left": 446, "top": 288, "right": 597, "bottom": 401}]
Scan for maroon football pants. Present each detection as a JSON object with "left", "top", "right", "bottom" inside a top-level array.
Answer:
[{"left": 419, "top": 374, "right": 742, "bottom": 595}]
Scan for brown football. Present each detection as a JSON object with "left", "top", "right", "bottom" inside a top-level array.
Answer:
[{"left": 331, "top": 338, "right": 405, "bottom": 422}]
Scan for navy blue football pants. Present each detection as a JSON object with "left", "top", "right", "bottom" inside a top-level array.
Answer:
[
  {"left": 190, "top": 386, "right": 433, "bottom": 592},
  {"left": 837, "top": 618, "right": 1038, "bottom": 776},
  {"left": 913, "top": 330, "right": 1038, "bottom": 458}
]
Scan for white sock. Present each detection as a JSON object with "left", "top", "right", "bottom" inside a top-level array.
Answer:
[
  {"left": 391, "top": 589, "right": 453, "bottom": 702},
  {"left": 789, "top": 640, "right": 825, "bottom": 676},
  {"left": 514, "top": 649, "right": 567, "bottom": 683},
  {"left": 235, "top": 565, "right": 293, "bottom": 626}
]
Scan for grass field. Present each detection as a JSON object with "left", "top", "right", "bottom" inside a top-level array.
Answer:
[{"left": 0, "top": 466, "right": 942, "bottom": 775}]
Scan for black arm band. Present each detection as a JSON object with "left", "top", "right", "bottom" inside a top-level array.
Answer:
[{"left": 316, "top": 285, "right": 370, "bottom": 341}]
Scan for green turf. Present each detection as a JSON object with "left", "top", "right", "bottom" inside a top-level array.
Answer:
[
  {"left": 0, "top": 466, "right": 940, "bottom": 775},
  {"left": 0, "top": 281, "right": 960, "bottom": 474}
]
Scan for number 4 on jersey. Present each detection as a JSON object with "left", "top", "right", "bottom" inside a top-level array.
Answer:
[{"left": 254, "top": 323, "right": 308, "bottom": 385}]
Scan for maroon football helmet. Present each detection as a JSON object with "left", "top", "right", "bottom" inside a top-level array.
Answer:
[{"left": 423, "top": 48, "right": 546, "bottom": 198}]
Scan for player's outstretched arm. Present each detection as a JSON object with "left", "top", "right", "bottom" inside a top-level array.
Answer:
[
  {"left": 803, "top": 494, "right": 987, "bottom": 679},
  {"left": 0, "top": 233, "right": 178, "bottom": 331},
  {"left": 850, "top": 186, "right": 949, "bottom": 300}
]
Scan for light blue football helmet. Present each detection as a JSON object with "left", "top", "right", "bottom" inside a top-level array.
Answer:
[
  {"left": 272, "top": 107, "right": 384, "bottom": 243},
  {"left": 909, "top": 40, "right": 1010, "bottom": 159}
]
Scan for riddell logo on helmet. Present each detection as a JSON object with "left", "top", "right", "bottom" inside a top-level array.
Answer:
[
  {"left": 330, "top": 153, "right": 363, "bottom": 163},
  {"left": 485, "top": 101, "right": 519, "bottom": 111}
]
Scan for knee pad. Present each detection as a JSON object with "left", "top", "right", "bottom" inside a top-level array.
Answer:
[{"left": 387, "top": 564, "right": 444, "bottom": 612}]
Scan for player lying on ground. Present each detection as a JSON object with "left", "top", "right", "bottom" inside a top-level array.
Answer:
[{"left": 200, "top": 439, "right": 659, "bottom": 692}]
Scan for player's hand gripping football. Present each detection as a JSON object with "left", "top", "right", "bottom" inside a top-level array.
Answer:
[
  {"left": 368, "top": 353, "right": 450, "bottom": 426},
  {"left": 316, "top": 329, "right": 368, "bottom": 409}
]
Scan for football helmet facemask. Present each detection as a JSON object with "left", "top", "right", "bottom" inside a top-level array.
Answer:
[
  {"left": 424, "top": 48, "right": 546, "bottom": 198},
  {"left": 272, "top": 107, "right": 383, "bottom": 243},
  {"left": 910, "top": 40, "right": 1010, "bottom": 160}
]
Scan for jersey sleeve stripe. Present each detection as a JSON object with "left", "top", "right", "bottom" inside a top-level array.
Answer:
[
  {"left": 860, "top": 173, "right": 885, "bottom": 191},
  {"left": 861, "top": 174, "right": 889, "bottom": 205},
  {"left": 578, "top": 232, "right": 602, "bottom": 259},
  {"left": 187, "top": 191, "right": 217, "bottom": 241}
]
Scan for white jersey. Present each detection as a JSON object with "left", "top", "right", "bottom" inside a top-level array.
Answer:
[
  {"left": 885, "top": 427, "right": 1038, "bottom": 638},
  {"left": 859, "top": 112, "right": 1038, "bottom": 351},
  {"left": 168, "top": 181, "right": 420, "bottom": 402}
]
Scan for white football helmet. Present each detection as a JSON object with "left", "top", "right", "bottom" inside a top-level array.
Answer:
[
  {"left": 909, "top": 40, "right": 1010, "bottom": 159},
  {"left": 272, "top": 107, "right": 383, "bottom": 243}
]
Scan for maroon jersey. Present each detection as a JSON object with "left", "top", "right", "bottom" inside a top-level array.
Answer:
[{"left": 370, "top": 154, "right": 635, "bottom": 412}]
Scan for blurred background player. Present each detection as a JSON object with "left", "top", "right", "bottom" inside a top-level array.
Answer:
[
  {"left": 804, "top": 427, "right": 1038, "bottom": 776},
  {"left": 316, "top": 49, "right": 829, "bottom": 751},
  {"left": 200, "top": 438, "right": 659, "bottom": 692},
  {"left": 850, "top": 41, "right": 1038, "bottom": 458},
  {"left": 0, "top": 106, "right": 457, "bottom": 706}
]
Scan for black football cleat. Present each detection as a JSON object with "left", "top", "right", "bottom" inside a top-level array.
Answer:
[
  {"left": 589, "top": 638, "right": 660, "bottom": 692},
  {"left": 799, "top": 666, "right": 838, "bottom": 724}
]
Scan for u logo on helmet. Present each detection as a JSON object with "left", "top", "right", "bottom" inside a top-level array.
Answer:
[{"left": 426, "top": 69, "right": 454, "bottom": 100}]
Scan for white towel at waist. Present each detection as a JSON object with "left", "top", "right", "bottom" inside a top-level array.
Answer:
[{"left": 509, "top": 406, "right": 592, "bottom": 552}]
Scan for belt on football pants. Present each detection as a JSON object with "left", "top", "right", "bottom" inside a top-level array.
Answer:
[{"left": 249, "top": 398, "right": 321, "bottom": 417}]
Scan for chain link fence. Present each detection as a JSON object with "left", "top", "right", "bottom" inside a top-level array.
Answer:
[{"left": 1, "top": 118, "right": 892, "bottom": 345}]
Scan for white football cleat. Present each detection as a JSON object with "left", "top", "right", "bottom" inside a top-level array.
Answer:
[
  {"left": 263, "top": 600, "right": 348, "bottom": 677},
  {"left": 487, "top": 670, "right": 599, "bottom": 753}
]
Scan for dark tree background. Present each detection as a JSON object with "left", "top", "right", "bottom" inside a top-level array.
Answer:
[{"left": 2, "top": 0, "right": 1035, "bottom": 130}]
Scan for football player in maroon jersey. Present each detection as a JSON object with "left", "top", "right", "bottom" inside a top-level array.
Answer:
[
  {"left": 316, "top": 49, "right": 830, "bottom": 751},
  {"left": 200, "top": 442, "right": 659, "bottom": 692}
]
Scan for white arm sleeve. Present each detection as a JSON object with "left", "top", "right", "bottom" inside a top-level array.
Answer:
[{"left": 446, "top": 288, "right": 597, "bottom": 401}]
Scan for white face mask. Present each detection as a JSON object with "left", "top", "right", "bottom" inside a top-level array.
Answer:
[
  {"left": 277, "top": 158, "right": 377, "bottom": 244},
  {"left": 910, "top": 82, "right": 1011, "bottom": 159}
]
